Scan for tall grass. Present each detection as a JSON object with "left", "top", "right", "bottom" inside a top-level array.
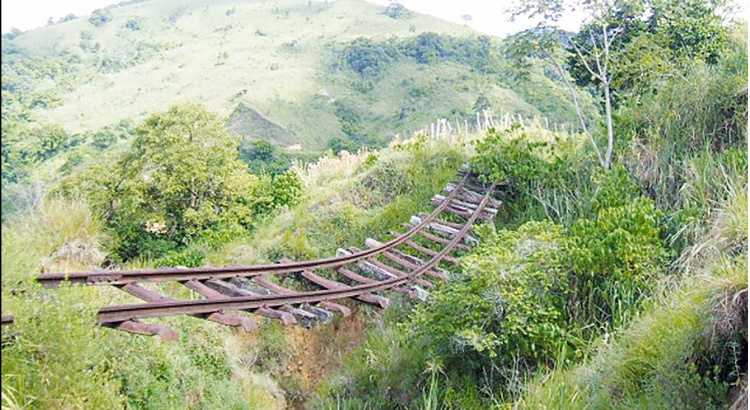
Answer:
[
  {"left": 518, "top": 250, "right": 747, "bottom": 409},
  {"left": 620, "top": 24, "right": 748, "bottom": 253},
  {"left": 517, "top": 91, "right": 748, "bottom": 407},
  {"left": 208, "top": 133, "right": 468, "bottom": 265},
  {"left": 1, "top": 195, "right": 284, "bottom": 409}
]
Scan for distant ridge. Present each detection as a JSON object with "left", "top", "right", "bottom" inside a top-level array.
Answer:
[{"left": 227, "top": 101, "right": 293, "bottom": 146}]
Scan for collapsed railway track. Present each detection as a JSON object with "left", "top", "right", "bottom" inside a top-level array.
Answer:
[{"left": 32, "top": 171, "right": 502, "bottom": 340}]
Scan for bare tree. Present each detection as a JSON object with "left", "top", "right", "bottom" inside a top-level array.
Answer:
[{"left": 508, "top": 0, "right": 620, "bottom": 169}]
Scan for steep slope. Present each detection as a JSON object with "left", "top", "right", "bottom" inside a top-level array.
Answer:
[
  {"left": 2, "top": 0, "right": 581, "bottom": 152},
  {"left": 4, "top": 0, "right": 466, "bottom": 144}
]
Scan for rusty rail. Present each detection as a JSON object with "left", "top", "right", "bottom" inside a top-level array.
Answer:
[
  {"left": 37, "top": 174, "right": 472, "bottom": 287},
  {"left": 35, "top": 171, "right": 501, "bottom": 339},
  {"left": 97, "top": 181, "right": 496, "bottom": 325}
]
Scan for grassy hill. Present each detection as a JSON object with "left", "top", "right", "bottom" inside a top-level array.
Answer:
[{"left": 2, "top": 0, "right": 582, "bottom": 154}]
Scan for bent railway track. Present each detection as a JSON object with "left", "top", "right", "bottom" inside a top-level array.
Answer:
[{"left": 36, "top": 171, "right": 502, "bottom": 340}]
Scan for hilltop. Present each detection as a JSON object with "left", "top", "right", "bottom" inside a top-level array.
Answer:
[{"left": 2, "top": 0, "right": 582, "bottom": 154}]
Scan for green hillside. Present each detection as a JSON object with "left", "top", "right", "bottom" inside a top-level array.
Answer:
[
  {"left": 1, "top": 0, "right": 745, "bottom": 409},
  {"left": 2, "top": 0, "right": 581, "bottom": 155}
]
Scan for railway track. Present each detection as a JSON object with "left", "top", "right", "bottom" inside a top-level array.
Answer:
[{"left": 36, "top": 171, "right": 502, "bottom": 340}]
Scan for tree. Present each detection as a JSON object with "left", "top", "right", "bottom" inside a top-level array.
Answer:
[
  {"left": 74, "top": 104, "right": 265, "bottom": 260},
  {"left": 383, "top": 1, "right": 411, "bottom": 19},
  {"left": 507, "top": 0, "right": 731, "bottom": 169},
  {"left": 88, "top": 8, "right": 112, "bottom": 27},
  {"left": 59, "top": 14, "right": 77, "bottom": 23},
  {"left": 564, "top": 0, "right": 730, "bottom": 99},
  {"left": 507, "top": 3, "right": 621, "bottom": 169}
]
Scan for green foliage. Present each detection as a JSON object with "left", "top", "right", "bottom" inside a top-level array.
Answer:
[
  {"left": 566, "top": 195, "right": 666, "bottom": 325},
  {"left": 270, "top": 169, "right": 304, "bottom": 209},
  {"left": 520, "top": 250, "right": 747, "bottom": 410},
  {"left": 313, "top": 308, "right": 433, "bottom": 409},
  {"left": 59, "top": 103, "right": 270, "bottom": 261},
  {"left": 412, "top": 221, "right": 569, "bottom": 366},
  {"left": 90, "top": 118, "right": 136, "bottom": 150},
  {"left": 124, "top": 16, "right": 144, "bottom": 31},
  {"left": 326, "top": 136, "right": 359, "bottom": 155},
  {"left": 471, "top": 126, "right": 597, "bottom": 226},
  {"left": 556, "top": 0, "right": 732, "bottom": 103},
  {"left": 0, "top": 194, "right": 286, "bottom": 409},
  {"left": 341, "top": 37, "right": 397, "bottom": 77},
  {"left": 340, "top": 33, "right": 498, "bottom": 78},
  {"left": 470, "top": 125, "right": 549, "bottom": 184},
  {"left": 154, "top": 247, "right": 205, "bottom": 268},
  {"left": 333, "top": 101, "right": 365, "bottom": 139},
  {"left": 382, "top": 1, "right": 411, "bottom": 20},
  {"left": 618, "top": 25, "right": 747, "bottom": 251},
  {"left": 88, "top": 8, "right": 113, "bottom": 27},
  {"left": 59, "top": 14, "right": 77, "bottom": 23}
]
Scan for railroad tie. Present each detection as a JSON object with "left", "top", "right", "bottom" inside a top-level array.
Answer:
[
  {"left": 252, "top": 275, "right": 339, "bottom": 325},
  {"left": 114, "top": 320, "right": 179, "bottom": 342},
  {"left": 202, "top": 279, "right": 297, "bottom": 326},
  {"left": 298, "top": 268, "right": 387, "bottom": 309},
  {"left": 259, "top": 263, "right": 354, "bottom": 316},
  {"left": 399, "top": 225, "right": 472, "bottom": 251},
  {"left": 350, "top": 247, "right": 430, "bottom": 300},
  {"left": 365, "top": 238, "right": 449, "bottom": 279},
  {"left": 431, "top": 194, "right": 498, "bottom": 220},
  {"left": 32, "top": 170, "right": 500, "bottom": 339},
  {"left": 442, "top": 183, "right": 503, "bottom": 209},
  {"left": 117, "top": 282, "right": 257, "bottom": 334},
  {"left": 409, "top": 215, "right": 479, "bottom": 246}
]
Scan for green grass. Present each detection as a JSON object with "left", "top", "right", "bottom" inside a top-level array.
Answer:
[
  {"left": 4, "top": 0, "right": 588, "bottom": 165},
  {"left": 9, "top": 0, "right": 472, "bottom": 142},
  {"left": 0, "top": 196, "right": 287, "bottom": 409},
  {"left": 205, "top": 131, "right": 469, "bottom": 265},
  {"left": 516, "top": 184, "right": 748, "bottom": 410}
]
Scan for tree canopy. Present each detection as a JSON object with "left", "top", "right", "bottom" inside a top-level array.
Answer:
[{"left": 66, "top": 103, "right": 268, "bottom": 260}]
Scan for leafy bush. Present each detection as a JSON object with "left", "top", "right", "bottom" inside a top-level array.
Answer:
[
  {"left": 124, "top": 16, "right": 143, "bottom": 31},
  {"left": 471, "top": 125, "right": 597, "bottom": 226},
  {"left": 88, "top": 9, "right": 113, "bottom": 27},
  {"left": 566, "top": 196, "right": 666, "bottom": 326},
  {"left": 412, "top": 221, "right": 569, "bottom": 367},
  {"left": 59, "top": 104, "right": 272, "bottom": 261}
]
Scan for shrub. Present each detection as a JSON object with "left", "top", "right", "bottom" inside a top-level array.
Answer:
[
  {"left": 88, "top": 9, "right": 113, "bottom": 27},
  {"left": 59, "top": 104, "right": 269, "bottom": 261},
  {"left": 566, "top": 196, "right": 667, "bottom": 326},
  {"left": 412, "top": 221, "right": 570, "bottom": 367}
]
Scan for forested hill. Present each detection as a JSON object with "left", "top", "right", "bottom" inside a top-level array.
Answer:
[{"left": 1, "top": 0, "right": 585, "bottom": 158}]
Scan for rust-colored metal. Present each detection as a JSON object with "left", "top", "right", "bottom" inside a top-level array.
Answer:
[
  {"left": 252, "top": 272, "right": 353, "bottom": 314},
  {"left": 96, "top": 181, "right": 496, "bottom": 326},
  {"left": 37, "top": 174, "right": 471, "bottom": 288},
  {"left": 335, "top": 267, "right": 375, "bottom": 284},
  {"left": 402, "top": 239, "right": 460, "bottom": 265},
  {"left": 32, "top": 171, "right": 500, "bottom": 337},
  {"left": 117, "top": 283, "right": 257, "bottom": 333},
  {"left": 300, "top": 269, "right": 389, "bottom": 309},
  {"left": 111, "top": 320, "right": 179, "bottom": 341},
  {"left": 397, "top": 227, "right": 471, "bottom": 251},
  {"left": 364, "top": 238, "right": 448, "bottom": 280}
]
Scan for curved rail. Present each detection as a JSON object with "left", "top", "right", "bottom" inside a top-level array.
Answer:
[
  {"left": 34, "top": 170, "right": 502, "bottom": 339},
  {"left": 97, "top": 181, "right": 496, "bottom": 325},
  {"left": 37, "top": 174, "right": 472, "bottom": 287}
]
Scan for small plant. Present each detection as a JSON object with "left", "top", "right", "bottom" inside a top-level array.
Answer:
[{"left": 88, "top": 8, "right": 112, "bottom": 27}]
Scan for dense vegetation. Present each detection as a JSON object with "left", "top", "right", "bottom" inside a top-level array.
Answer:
[
  {"left": 1, "top": 0, "right": 746, "bottom": 409},
  {"left": 310, "top": 2, "right": 748, "bottom": 408},
  {"left": 0, "top": 0, "right": 583, "bottom": 182}
]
